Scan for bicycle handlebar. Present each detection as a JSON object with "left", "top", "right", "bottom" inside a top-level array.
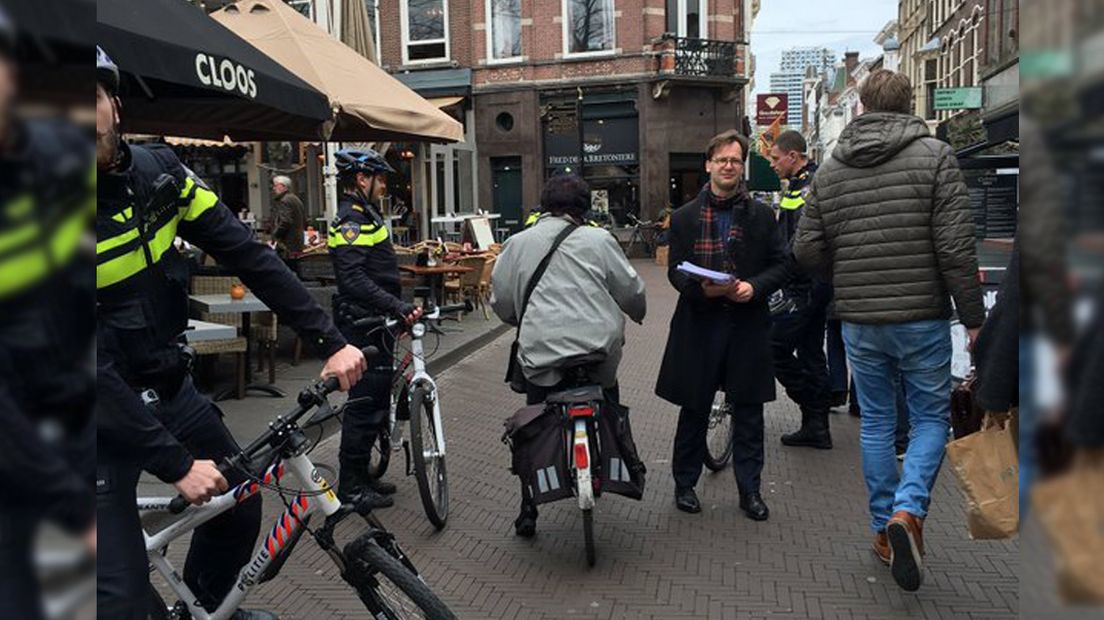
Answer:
[
  {"left": 351, "top": 300, "right": 474, "bottom": 330},
  {"left": 167, "top": 345, "right": 377, "bottom": 514}
]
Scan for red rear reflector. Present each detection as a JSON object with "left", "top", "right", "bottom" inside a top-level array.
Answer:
[
  {"left": 574, "top": 443, "right": 589, "bottom": 469},
  {"left": 569, "top": 406, "right": 594, "bottom": 418}
]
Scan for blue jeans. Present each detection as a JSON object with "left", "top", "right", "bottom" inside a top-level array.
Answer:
[
  {"left": 1018, "top": 334, "right": 1036, "bottom": 519},
  {"left": 843, "top": 320, "right": 952, "bottom": 532}
]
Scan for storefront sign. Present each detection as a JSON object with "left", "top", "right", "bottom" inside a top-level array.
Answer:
[
  {"left": 934, "top": 87, "right": 983, "bottom": 111},
  {"left": 755, "top": 93, "right": 788, "bottom": 126},
  {"left": 544, "top": 115, "right": 639, "bottom": 169},
  {"left": 195, "top": 53, "right": 258, "bottom": 98}
]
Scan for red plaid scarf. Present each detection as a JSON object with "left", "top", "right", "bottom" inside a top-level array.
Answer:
[{"left": 694, "top": 184, "right": 750, "bottom": 274}]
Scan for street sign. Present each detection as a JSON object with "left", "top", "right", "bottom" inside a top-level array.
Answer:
[
  {"left": 756, "top": 93, "right": 789, "bottom": 126},
  {"left": 933, "top": 87, "right": 983, "bottom": 111}
]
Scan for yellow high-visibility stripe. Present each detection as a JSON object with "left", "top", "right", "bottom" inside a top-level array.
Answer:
[
  {"left": 96, "top": 217, "right": 180, "bottom": 288},
  {"left": 96, "top": 227, "right": 139, "bottom": 254},
  {"left": 180, "top": 177, "right": 219, "bottom": 222},
  {"left": 779, "top": 192, "right": 805, "bottom": 210},
  {"left": 0, "top": 220, "right": 39, "bottom": 254},
  {"left": 0, "top": 205, "right": 88, "bottom": 298},
  {"left": 327, "top": 224, "right": 390, "bottom": 248},
  {"left": 111, "top": 206, "right": 133, "bottom": 223}
]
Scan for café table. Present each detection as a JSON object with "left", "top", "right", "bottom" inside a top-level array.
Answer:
[
  {"left": 399, "top": 263, "right": 474, "bottom": 307},
  {"left": 189, "top": 293, "right": 285, "bottom": 399},
  {"left": 184, "top": 319, "right": 237, "bottom": 343}
]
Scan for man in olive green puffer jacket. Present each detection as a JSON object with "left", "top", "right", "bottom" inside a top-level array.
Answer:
[{"left": 793, "top": 69, "right": 985, "bottom": 593}]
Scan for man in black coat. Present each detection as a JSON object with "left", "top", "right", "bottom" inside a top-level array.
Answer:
[{"left": 655, "top": 130, "right": 790, "bottom": 520}]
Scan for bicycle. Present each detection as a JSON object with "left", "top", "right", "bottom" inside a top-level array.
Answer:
[
  {"left": 142, "top": 351, "right": 456, "bottom": 620},
  {"left": 625, "top": 213, "right": 659, "bottom": 258},
  {"left": 542, "top": 363, "right": 608, "bottom": 567},
  {"left": 340, "top": 301, "right": 472, "bottom": 531},
  {"left": 704, "top": 392, "right": 734, "bottom": 472}
]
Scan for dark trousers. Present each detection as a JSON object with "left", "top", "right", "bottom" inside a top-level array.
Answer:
[
  {"left": 337, "top": 323, "right": 394, "bottom": 472},
  {"left": 97, "top": 378, "right": 261, "bottom": 616},
  {"left": 770, "top": 292, "right": 831, "bottom": 413},
  {"left": 519, "top": 381, "right": 622, "bottom": 514},
  {"left": 826, "top": 318, "right": 849, "bottom": 395},
  {"left": 672, "top": 401, "right": 765, "bottom": 496}
]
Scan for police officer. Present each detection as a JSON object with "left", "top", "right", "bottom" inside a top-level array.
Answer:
[
  {"left": 767, "top": 130, "right": 833, "bottom": 449},
  {"left": 96, "top": 47, "right": 366, "bottom": 619},
  {"left": 328, "top": 149, "right": 422, "bottom": 502},
  {"left": 0, "top": 12, "right": 97, "bottom": 618}
]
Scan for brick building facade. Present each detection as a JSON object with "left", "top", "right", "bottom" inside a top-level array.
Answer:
[{"left": 375, "top": 0, "right": 751, "bottom": 229}]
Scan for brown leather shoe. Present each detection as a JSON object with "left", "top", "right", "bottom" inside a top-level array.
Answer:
[
  {"left": 872, "top": 531, "right": 890, "bottom": 565},
  {"left": 886, "top": 511, "right": 925, "bottom": 591}
]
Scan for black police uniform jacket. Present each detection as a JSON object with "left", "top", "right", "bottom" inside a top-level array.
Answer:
[
  {"left": 96, "top": 143, "right": 346, "bottom": 483},
  {"left": 329, "top": 195, "right": 403, "bottom": 318}
]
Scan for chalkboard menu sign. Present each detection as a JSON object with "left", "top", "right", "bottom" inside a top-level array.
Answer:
[{"left": 965, "top": 171, "right": 1018, "bottom": 239}]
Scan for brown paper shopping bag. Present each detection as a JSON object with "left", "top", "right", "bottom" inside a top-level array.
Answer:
[
  {"left": 1032, "top": 451, "right": 1104, "bottom": 603},
  {"left": 945, "top": 411, "right": 1019, "bottom": 539}
]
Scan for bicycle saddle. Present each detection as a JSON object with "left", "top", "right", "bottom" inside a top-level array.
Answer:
[{"left": 546, "top": 384, "right": 604, "bottom": 405}]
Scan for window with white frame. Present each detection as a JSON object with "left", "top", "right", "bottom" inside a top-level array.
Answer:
[
  {"left": 402, "top": 0, "right": 449, "bottom": 63},
  {"left": 487, "top": 0, "right": 522, "bottom": 61},
  {"left": 563, "top": 0, "right": 615, "bottom": 55},
  {"left": 665, "top": 0, "right": 707, "bottom": 38}
]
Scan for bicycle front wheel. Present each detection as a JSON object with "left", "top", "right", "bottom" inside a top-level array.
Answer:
[
  {"left": 704, "top": 393, "right": 734, "bottom": 472},
  {"left": 409, "top": 386, "right": 449, "bottom": 530},
  {"left": 344, "top": 534, "right": 455, "bottom": 620}
]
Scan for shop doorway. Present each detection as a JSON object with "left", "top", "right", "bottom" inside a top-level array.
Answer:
[{"left": 669, "top": 152, "right": 707, "bottom": 208}]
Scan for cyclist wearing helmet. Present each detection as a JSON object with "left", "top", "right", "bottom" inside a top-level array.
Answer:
[
  {"left": 329, "top": 148, "right": 421, "bottom": 502},
  {"left": 0, "top": 11, "right": 97, "bottom": 619},
  {"left": 96, "top": 45, "right": 367, "bottom": 620}
]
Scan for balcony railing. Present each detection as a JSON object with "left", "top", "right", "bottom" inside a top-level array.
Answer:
[{"left": 655, "top": 35, "right": 737, "bottom": 79}]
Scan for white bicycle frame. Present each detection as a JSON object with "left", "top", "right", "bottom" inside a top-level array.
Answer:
[
  {"left": 383, "top": 310, "right": 447, "bottom": 468},
  {"left": 138, "top": 454, "right": 342, "bottom": 620}
]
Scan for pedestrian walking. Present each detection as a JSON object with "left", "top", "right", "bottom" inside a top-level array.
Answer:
[
  {"left": 655, "top": 130, "right": 789, "bottom": 521},
  {"left": 794, "top": 69, "right": 985, "bottom": 591},
  {"left": 269, "top": 174, "right": 306, "bottom": 275}
]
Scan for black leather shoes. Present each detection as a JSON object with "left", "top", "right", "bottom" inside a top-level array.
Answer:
[
  {"left": 780, "top": 426, "right": 833, "bottom": 449},
  {"left": 739, "top": 493, "right": 769, "bottom": 521},
  {"left": 675, "top": 487, "right": 701, "bottom": 514},
  {"left": 514, "top": 504, "right": 538, "bottom": 538}
]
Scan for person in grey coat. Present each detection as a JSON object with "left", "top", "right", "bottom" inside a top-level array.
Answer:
[
  {"left": 491, "top": 174, "right": 646, "bottom": 536},
  {"left": 793, "top": 69, "right": 985, "bottom": 592}
]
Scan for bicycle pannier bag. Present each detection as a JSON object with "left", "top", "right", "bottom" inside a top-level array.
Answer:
[
  {"left": 502, "top": 405, "right": 572, "bottom": 505},
  {"left": 594, "top": 401, "right": 646, "bottom": 500}
]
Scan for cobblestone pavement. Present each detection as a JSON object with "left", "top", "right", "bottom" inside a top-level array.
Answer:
[{"left": 158, "top": 260, "right": 1019, "bottom": 619}]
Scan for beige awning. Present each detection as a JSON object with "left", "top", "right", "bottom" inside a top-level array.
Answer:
[
  {"left": 212, "top": 0, "right": 463, "bottom": 144},
  {"left": 428, "top": 96, "right": 465, "bottom": 110}
]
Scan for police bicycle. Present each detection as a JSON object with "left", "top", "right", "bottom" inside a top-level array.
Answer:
[
  {"left": 339, "top": 302, "right": 473, "bottom": 531},
  {"left": 141, "top": 347, "right": 455, "bottom": 620}
]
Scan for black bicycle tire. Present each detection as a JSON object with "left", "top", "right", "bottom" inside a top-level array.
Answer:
[
  {"left": 409, "top": 385, "right": 449, "bottom": 530},
  {"left": 367, "top": 428, "right": 393, "bottom": 480},
  {"left": 345, "top": 534, "right": 455, "bottom": 620},
  {"left": 582, "top": 508, "right": 596, "bottom": 567},
  {"left": 704, "top": 400, "right": 734, "bottom": 472}
]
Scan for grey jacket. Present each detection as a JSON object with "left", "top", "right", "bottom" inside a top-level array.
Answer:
[
  {"left": 491, "top": 215, "right": 646, "bottom": 388},
  {"left": 793, "top": 112, "right": 986, "bottom": 328}
]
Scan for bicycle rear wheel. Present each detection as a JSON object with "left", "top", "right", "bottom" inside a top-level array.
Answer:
[
  {"left": 409, "top": 385, "right": 449, "bottom": 530},
  {"left": 344, "top": 534, "right": 455, "bottom": 620},
  {"left": 704, "top": 393, "right": 734, "bottom": 472},
  {"left": 582, "top": 509, "right": 596, "bottom": 567}
]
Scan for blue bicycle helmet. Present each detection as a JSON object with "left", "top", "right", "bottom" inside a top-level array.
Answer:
[
  {"left": 97, "top": 45, "right": 120, "bottom": 94},
  {"left": 334, "top": 148, "right": 396, "bottom": 176}
]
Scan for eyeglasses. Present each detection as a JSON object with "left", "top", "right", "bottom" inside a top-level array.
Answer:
[{"left": 711, "top": 157, "right": 744, "bottom": 168}]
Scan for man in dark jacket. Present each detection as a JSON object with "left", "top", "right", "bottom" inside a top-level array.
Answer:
[
  {"left": 794, "top": 70, "right": 985, "bottom": 592},
  {"left": 656, "top": 130, "right": 789, "bottom": 521},
  {"left": 767, "top": 130, "right": 833, "bottom": 449},
  {"left": 270, "top": 174, "right": 306, "bottom": 273}
]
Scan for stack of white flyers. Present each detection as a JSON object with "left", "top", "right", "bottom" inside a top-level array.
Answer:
[{"left": 675, "top": 261, "right": 735, "bottom": 285}]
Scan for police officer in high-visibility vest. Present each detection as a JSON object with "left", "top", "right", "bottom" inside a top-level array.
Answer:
[
  {"left": 0, "top": 12, "right": 97, "bottom": 617},
  {"left": 328, "top": 148, "right": 422, "bottom": 502},
  {"left": 96, "top": 46, "right": 366, "bottom": 620},
  {"left": 767, "top": 130, "right": 833, "bottom": 449}
]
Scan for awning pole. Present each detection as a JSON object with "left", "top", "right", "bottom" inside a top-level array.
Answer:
[{"left": 314, "top": 0, "right": 339, "bottom": 219}]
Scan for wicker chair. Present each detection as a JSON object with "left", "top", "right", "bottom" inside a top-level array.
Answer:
[
  {"left": 443, "top": 255, "right": 492, "bottom": 319},
  {"left": 189, "top": 275, "right": 248, "bottom": 399}
]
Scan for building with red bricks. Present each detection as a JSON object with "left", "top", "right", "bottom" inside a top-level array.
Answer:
[{"left": 371, "top": 0, "right": 753, "bottom": 230}]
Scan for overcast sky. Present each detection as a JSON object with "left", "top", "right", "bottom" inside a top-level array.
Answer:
[{"left": 749, "top": 0, "right": 898, "bottom": 102}]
